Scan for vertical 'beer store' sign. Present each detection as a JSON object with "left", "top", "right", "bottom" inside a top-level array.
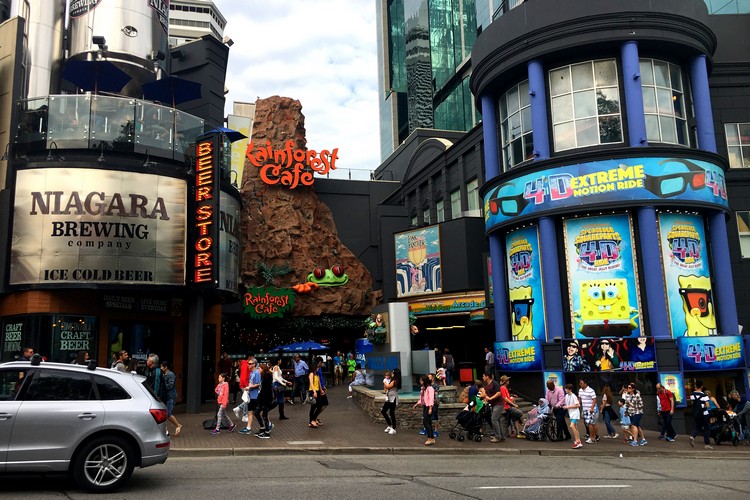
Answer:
[{"left": 192, "top": 135, "right": 220, "bottom": 287}]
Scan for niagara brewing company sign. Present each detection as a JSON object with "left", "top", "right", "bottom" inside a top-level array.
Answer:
[{"left": 191, "top": 135, "right": 220, "bottom": 287}]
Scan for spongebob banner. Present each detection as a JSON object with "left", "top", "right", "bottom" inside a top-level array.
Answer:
[
  {"left": 658, "top": 213, "right": 716, "bottom": 338},
  {"left": 395, "top": 226, "right": 442, "bottom": 298},
  {"left": 678, "top": 335, "right": 745, "bottom": 371},
  {"left": 564, "top": 214, "right": 642, "bottom": 339},
  {"left": 494, "top": 340, "right": 543, "bottom": 371},
  {"left": 505, "top": 226, "right": 546, "bottom": 341}
]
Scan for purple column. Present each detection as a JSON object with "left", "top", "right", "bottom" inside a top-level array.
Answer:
[
  {"left": 621, "top": 41, "right": 647, "bottom": 147},
  {"left": 636, "top": 207, "right": 671, "bottom": 338},
  {"left": 481, "top": 94, "right": 500, "bottom": 179},
  {"left": 527, "top": 59, "right": 549, "bottom": 159},
  {"left": 489, "top": 233, "right": 510, "bottom": 342},
  {"left": 709, "top": 212, "right": 740, "bottom": 335}
]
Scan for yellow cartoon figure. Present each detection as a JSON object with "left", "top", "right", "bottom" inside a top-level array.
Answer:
[
  {"left": 573, "top": 278, "right": 639, "bottom": 337},
  {"left": 509, "top": 286, "right": 534, "bottom": 340},
  {"left": 678, "top": 275, "right": 717, "bottom": 336}
]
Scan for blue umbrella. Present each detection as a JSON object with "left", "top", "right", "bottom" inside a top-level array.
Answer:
[
  {"left": 142, "top": 76, "right": 201, "bottom": 106},
  {"left": 269, "top": 341, "right": 329, "bottom": 353},
  {"left": 62, "top": 59, "right": 132, "bottom": 93},
  {"left": 205, "top": 126, "right": 247, "bottom": 143}
]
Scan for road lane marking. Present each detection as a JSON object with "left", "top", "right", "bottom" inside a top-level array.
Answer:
[
  {"left": 476, "top": 485, "right": 631, "bottom": 490},
  {"left": 286, "top": 441, "right": 325, "bottom": 445}
]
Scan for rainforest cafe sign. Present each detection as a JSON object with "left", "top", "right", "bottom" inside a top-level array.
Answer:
[
  {"left": 243, "top": 287, "right": 295, "bottom": 319},
  {"left": 245, "top": 140, "right": 338, "bottom": 189}
]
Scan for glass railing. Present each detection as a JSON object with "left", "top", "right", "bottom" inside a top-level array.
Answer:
[{"left": 16, "top": 95, "right": 206, "bottom": 161}]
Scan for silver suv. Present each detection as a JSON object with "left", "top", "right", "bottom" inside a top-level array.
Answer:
[{"left": 0, "top": 355, "right": 170, "bottom": 492}]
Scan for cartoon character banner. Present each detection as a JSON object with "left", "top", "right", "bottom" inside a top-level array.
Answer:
[
  {"left": 658, "top": 372, "right": 686, "bottom": 407},
  {"left": 494, "top": 340, "right": 543, "bottom": 371},
  {"left": 564, "top": 214, "right": 642, "bottom": 338},
  {"left": 543, "top": 371, "right": 565, "bottom": 394},
  {"left": 561, "top": 337, "right": 657, "bottom": 372},
  {"left": 658, "top": 213, "right": 716, "bottom": 338},
  {"left": 678, "top": 335, "right": 745, "bottom": 371},
  {"left": 395, "top": 226, "right": 442, "bottom": 298},
  {"left": 484, "top": 156, "right": 728, "bottom": 230},
  {"left": 505, "top": 226, "right": 546, "bottom": 341}
]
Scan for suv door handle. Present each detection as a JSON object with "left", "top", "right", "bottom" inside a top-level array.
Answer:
[
  {"left": 0, "top": 413, "right": 12, "bottom": 420},
  {"left": 77, "top": 413, "right": 97, "bottom": 420}
]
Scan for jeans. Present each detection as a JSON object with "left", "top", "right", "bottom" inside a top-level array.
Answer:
[
  {"left": 382, "top": 401, "right": 396, "bottom": 428},
  {"left": 293, "top": 375, "right": 308, "bottom": 402},
  {"left": 553, "top": 407, "right": 571, "bottom": 439},
  {"left": 603, "top": 406, "right": 616, "bottom": 436},
  {"left": 659, "top": 410, "right": 676, "bottom": 438},
  {"left": 422, "top": 407, "right": 434, "bottom": 439},
  {"left": 490, "top": 405, "right": 504, "bottom": 438},
  {"left": 445, "top": 368, "right": 453, "bottom": 386},
  {"left": 254, "top": 404, "right": 270, "bottom": 431},
  {"left": 692, "top": 414, "right": 710, "bottom": 444}
]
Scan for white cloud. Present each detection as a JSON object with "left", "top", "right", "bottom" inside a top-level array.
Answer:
[{"left": 213, "top": 0, "right": 381, "bottom": 179}]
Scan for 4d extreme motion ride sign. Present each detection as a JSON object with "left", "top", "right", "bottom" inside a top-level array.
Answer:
[{"left": 191, "top": 135, "right": 220, "bottom": 288}]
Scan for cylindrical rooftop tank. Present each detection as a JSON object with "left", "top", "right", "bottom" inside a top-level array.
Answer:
[
  {"left": 11, "top": 0, "right": 66, "bottom": 99},
  {"left": 68, "top": 0, "right": 169, "bottom": 98}
]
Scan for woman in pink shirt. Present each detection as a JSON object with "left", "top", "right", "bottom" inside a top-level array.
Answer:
[
  {"left": 413, "top": 375, "right": 435, "bottom": 446},
  {"left": 212, "top": 372, "right": 235, "bottom": 435}
]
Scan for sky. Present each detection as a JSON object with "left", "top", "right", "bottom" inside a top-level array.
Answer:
[{"left": 213, "top": 0, "right": 381, "bottom": 180}]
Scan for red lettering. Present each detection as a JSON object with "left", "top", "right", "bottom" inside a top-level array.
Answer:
[{"left": 195, "top": 237, "right": 212, "bottom": 252}]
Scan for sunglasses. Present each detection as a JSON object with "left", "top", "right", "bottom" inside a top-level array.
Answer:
[
  {"left": 678, "top": 287, "right": 712, "bottom": 317},
  {"left": 510, "top": 298, "right": 534, "bottom": 325},
  {"left": 642, "top": 158, "right": 706, "bottom": 198}
]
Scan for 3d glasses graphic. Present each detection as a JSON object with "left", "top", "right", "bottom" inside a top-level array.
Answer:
[
  {"left": 678, "top": 287, "right": 712, "bottom": 317},
  {"left": 510, "top": 297, "right": 534, "bottom": 324},
  {"left": 487, "top": 182, "right": 530, "bottom": 216},
  {"left": 642, "top": 158, "right": 706, "bottom": 198}
]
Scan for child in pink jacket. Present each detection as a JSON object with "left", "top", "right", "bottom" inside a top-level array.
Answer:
[{"left": 212, "top": 372, "right": 235, "bottom": 435}]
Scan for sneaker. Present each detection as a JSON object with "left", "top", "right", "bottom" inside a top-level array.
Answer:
[
  {"left": 490, "top": 437, "right": 501, "bottom": 443},
  {"left": 704, "top": 444, "right": 713, "bottom": 450},
  {"left": 239, "top": 428, "right": 252, "bottom": 435},
  {"left": 388, "top": 428, "right": 397, "bottom": 435},
  {"left": 665, "top": 436, "right": 675, "bottom": 442},
  {"left": 288, "top": 400, "right": 294, "bottom": 405},
  {"left": 690, "top": 436, "right": 695, "bottom": 448},
  {"left": 586, "top": 438, "right": 595, "bottom": 444},
  {"left": 517, "top": 434, "right": 526, "bottom": 439},
  {"left": 424, "top": 438, "right": 435, "bottom": 446},
  {"left": 233, "top": 406, "right": 241, "bottom": 419},
  {"left": 419, "top": 429, "right": 427, "bottom": 435},
  {"left": 256, "top": 432, "right": 270, "bottom": 439},
  {"left": 434, "top": 431, "right": 439, "bottom": 437},
  {"left": 629, "top": 441, "right": 639, "bottom": 447},
  {"left": 595, "top": 436, "right": 600, "bottom": 442},
  {"left": 572, "top": 442, "right": 583, "bottom": 449},
  {"left": 279, "top": 416, "right": 289, "bottom": 420},
  {"left": 602, "top": 435, "right": 611, "bottom": 439},
  {"left": 612, "top": 433, "right": 619, "bottom": 439},
  {"left": 385, "top": 426, "right": 393, "bottom": 433},
  {"left": 346, "top": 395, "right": 353, "bottom": 399},
  {"left": 228, "top": 424, "right": 236, "bottom": 433},
  {"left": 639, "top": 439, "right": 648, "bottom": 446},
  {"left": 658, "top": 435, "right": 664, "bottom": 440},
  {"left": 210, "top": 429, "right": 220, "bottom": 435}
]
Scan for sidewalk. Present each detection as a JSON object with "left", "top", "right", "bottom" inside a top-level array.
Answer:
[{"left": 170, "top": 384, "right": 750, "bottom": 457}]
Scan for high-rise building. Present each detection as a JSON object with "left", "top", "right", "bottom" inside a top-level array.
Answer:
[
  {"left": 377, "top": 0, "right": 479, "bottom": 160},
  {"left": 168, "top": 0, "right": 227, "bottom": 47}
]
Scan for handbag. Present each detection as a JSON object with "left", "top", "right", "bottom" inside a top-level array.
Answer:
[
  {"left": 605, "top": 405, "right": 619, "bottom": 420},
  {"left": 241, "top": 389, "right": 250, "bottom": 404},
  {"left": 307, "top": 390, "right": 316, "bottom": 405}
]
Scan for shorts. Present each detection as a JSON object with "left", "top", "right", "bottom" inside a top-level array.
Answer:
[
  {"left": 630, "top": 413, "right": 643, "bottom": 427},
  {"left": 506, "top": 407, "right": 523, "bottom": 421},
  {"left": 247, "top": 399, "right": 258, "bottom": 412},
  {"left": 583, "top": 409, "right": 599, "bottom": 426},
  {"left": 334, "top": 365, "right": 343, "bottom": 374},
  {"left": 165, "top": 398, "right": 175, "bottom": 417},
  {"left": 570, "top": 418, "right": 579, "bottom": 424}
]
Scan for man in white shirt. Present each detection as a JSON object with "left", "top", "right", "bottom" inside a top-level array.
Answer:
[
  {"left": 578, "top": 379, "right": 599, "bottom": 443},
  {"left": 484, "top": 347, "right": 495, "bottom": 376}
]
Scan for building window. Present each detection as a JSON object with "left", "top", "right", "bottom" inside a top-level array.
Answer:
[
  {"left": 410, "top": 213, "right": 418, "bottom": 227},
  {"left": 549, "top": 60, "right": 623, "bottom": 152},
  {"left": 450, "top": 189, "right": 461, "bottom": 218},
  {"left": 640, "top": 59, "right": 688, "bottom": 146},
  {"left": 724, "top": 123, "right": 750, "bottom": 168},
  {"left": 737, "top": 212, "right": 750, "bottom": 257},
  {"left": 467, "top": 178, "right": 479, "bottom": 211},
  {"left": 436, "top": 199, "right": 445, "bottom": 222},
  {"left": 499, "top": 80, "right": 533, "bottom": 169},
  {"left": 423, "top": 206, "right": 431, "bottom": 225}
]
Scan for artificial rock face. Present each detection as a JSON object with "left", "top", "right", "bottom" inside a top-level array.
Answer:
[{"left": 239, "top": 95, "right": 379, "bottom": 316}]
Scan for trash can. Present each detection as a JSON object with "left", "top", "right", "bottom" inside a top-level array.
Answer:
[{"left": 458, "top": 362, "right": 475, "bottom": 385}]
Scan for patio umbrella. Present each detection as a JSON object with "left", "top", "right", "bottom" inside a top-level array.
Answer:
[
  {"left": 268, "top": 341, "right": 329, "bottom": 353},
  {"left": 62, "top": 59, "right": 132, "bottom": 93},
  {"left": 142, "top": 76, "right": 201, "bottom": 106},
  {"left": 205, "top": 126, "right": 247, "bottom": 143}
]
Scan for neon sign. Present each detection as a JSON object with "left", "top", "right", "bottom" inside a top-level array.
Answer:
[
  {"left": 192, "top": 136, "right": 219, "bottom": 286},
  {"left": 245, "top": 140, "right": 338, "bottom": 189}
]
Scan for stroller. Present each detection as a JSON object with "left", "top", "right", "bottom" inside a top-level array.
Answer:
[
  {"left": 449, "top": 398, "right": 487, "bottom": 442},
  {"left": 709, "top": 408, "right": 740, "bottom": 446},
  {"left": 523, "top": 399, "right": 550, "bottom": 441}
]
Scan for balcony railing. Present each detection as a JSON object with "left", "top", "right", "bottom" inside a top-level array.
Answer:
[{"left": 15, "top": 95, "right": 206, "bottom": 162}]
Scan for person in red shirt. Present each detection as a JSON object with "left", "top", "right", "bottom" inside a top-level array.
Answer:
[
  {"left": 498, "top": 375, "right": 522, "bottom": 439},
  {"left": 656, "top": 382, "right": 676, "bottom": 442}
]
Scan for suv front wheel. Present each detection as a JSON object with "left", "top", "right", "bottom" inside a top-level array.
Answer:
[{"left": 72, "top": 436, "right": 135, "bottom": 492}]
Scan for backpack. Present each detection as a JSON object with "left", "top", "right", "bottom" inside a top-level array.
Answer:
[{"left": 691, "top": 392, "right": 706, "bottom": 417}]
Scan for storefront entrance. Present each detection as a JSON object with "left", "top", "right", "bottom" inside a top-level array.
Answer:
[{"left": 107, "top": 320, "right": 174, "bottom": 371}]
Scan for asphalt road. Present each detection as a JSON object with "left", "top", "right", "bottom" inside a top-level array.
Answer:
[{"left": 2, "top": 454, "right": 747, "bottom": 499}]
